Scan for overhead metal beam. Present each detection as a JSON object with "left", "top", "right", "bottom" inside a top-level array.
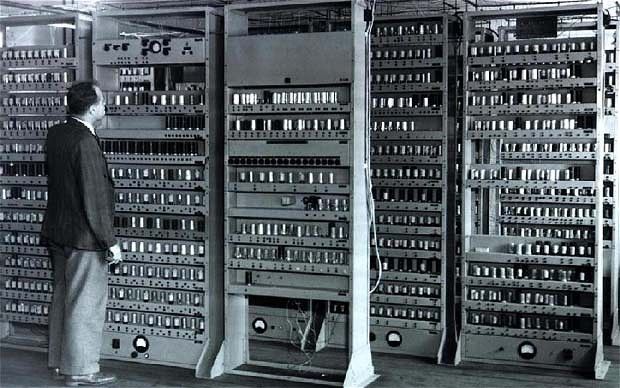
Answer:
[
  {"left": 1, "top": 0, "right": 66, "bottom": 15},
  {"left": 0, "top": 0, "right": 92, "bottom": 18},
  {"left": 462, "top": 0, "right": 478, "bottom": 10}
]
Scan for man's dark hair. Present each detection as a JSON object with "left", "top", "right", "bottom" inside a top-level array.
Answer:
[{"left": 67, "top": 81, "right": 100, "bottom": 115}]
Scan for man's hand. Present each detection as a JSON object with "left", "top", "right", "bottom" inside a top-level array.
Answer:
[{"left": 106, "top": 243, "right": 122, "bottom": 265}]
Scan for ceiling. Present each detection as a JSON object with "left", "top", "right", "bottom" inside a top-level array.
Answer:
[{"left": 0, "top": 0, "right": 615, "bottom": 18}]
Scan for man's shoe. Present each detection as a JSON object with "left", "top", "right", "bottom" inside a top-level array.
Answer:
[
  {"left": 65, "top": 372, "right": 117, "bottom": 386},
  {"left": 49, "top": 367, "right": 63, "bottom": 380}
]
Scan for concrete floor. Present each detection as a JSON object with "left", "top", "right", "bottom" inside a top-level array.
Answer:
[{"left": 1, "top": 345, "right": 619, "bottom": 387}]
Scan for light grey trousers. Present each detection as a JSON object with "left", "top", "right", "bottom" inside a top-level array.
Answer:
[{"left": 48, "top": 244, "right": 108, "bottom": 375}]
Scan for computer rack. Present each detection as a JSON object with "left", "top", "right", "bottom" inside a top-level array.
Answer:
[
  {"left": 216, "top": 0, "right": 376, "bottom": 386},
  {"left": 604, "top": 13, "right": 619, "bottom": 347},
  {"left": 460, "top": 4, "right": 610, "bottom": 378},
  {"left": 0, "top": 13, "right": 91, "bottom": 348},
  {"left": 368, "top": 13, "right": 459, "bottom": 362},
  {"left": 91, "top": 6, "right": 224, "bottom": 373},
  {"left": 454, "top": 16, "right": 465, "bottom": 344}
]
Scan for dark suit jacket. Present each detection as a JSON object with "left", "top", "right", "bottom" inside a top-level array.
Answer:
[{"left": 41, "top": 117, "right": 117, "bottom": 251}]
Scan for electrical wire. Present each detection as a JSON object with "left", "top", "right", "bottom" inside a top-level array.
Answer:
[
  {"left": 285, "top": 299, "right": 314, "bottom": 371},
  {"left": 284, "top": 299, "right": 339, "bottom": 372}
]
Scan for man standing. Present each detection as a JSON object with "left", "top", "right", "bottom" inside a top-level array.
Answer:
[{"left": 42, "top": 81, "right": 120, "bottom": 386}]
